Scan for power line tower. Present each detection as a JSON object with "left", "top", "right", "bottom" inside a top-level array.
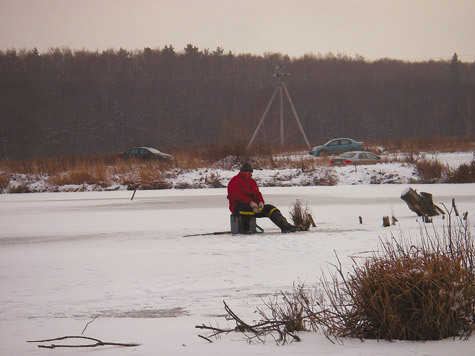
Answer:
[{"left": 247, "top": 66, "right": 310, "bottom": 150}]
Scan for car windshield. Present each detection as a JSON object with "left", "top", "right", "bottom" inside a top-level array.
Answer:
[{"left": 146, "top": 147, "right": 163, "bottom": 154}]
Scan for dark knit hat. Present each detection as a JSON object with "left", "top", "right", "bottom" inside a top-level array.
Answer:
[{"left": 240, "top": 163, "right": 253, "bottom": 173}]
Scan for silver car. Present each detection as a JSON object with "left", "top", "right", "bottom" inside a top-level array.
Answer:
[{"left": 330, "top": 151, "right": 380, "bottom": 165}]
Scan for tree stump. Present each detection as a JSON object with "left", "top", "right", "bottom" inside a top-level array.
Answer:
[{"left": 400, "top": 187, "right": 444, "bottom": 217}]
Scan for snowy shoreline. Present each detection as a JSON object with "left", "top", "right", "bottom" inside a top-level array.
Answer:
[{"left": 2, "top": 151, "right": 473, "bottom": 193}]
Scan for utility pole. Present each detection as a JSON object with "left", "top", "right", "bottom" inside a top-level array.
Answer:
[{"left": 247, "top": 66, "right": 310, "bottom": 151}]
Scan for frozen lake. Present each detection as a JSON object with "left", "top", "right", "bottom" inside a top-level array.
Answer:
[{"left": 1, "top": 184, "right": 475, "bottom": 355}]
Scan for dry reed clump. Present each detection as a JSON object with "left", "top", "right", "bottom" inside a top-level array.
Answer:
[
  {"left": 312, "top": 168, "right": 338, "bottom": 186},
  {"left": 47, "top": 162, "right": 110, "bottom": 186},
  {"left": 49, "top": 171, "right": 97, "bottom": 186},
  {"left": 414, "top": 158, "right": 447, "bottom": 183},
  {"left": 289, "top": 200, "right": 314, "bottom": 231},
  {"left": 445, "top": 161, "right": 475, "bottom": 183},
  {"left": 319, "top": 214, "right": 475, "bottom": 341},
  {"left": 118, "top": 165, "right": 172, "bottom": 190},
  {"left": 204, "top": 173, "right": 225, "bottom": 188},
  {"left": 8, "top": 184, "right": 32, "bottom": 193}
]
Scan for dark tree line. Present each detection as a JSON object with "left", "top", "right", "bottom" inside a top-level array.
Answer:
[{"left": 0, "top": 45, "right": 474, "bottom": 159}]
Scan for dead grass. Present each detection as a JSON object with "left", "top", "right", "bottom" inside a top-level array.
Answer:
[
  {"left": 367, "top": 136, "right": 475, "bottom": 154},
  {"left": 0, "top": 137, "right": 473, "bottom": 191},
  {"left": 0, "top": 173, "right": 9, "bottom": 190},
  {"left": 414, "top": 158, "right": 447, "bottom": 183},
  {"left": 289, "top": 200, "right": 314, "bottom": 231},
  {"left": 445, "top": 161, "right": 475, "bottom": 183}
]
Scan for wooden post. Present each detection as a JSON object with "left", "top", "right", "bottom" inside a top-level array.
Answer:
[{"left": 383, "top": 216, "right": 390, "bottom": 227}]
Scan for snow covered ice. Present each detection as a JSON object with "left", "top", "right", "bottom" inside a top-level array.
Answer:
[{"left": 1, "top": 182, "right": 475, "bottom": 355}]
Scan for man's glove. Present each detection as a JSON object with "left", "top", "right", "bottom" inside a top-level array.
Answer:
[
  {"left": 258, "top": 202, "right": 264, "bottom": 210},
  {"left": 249, "top": 201, "right": 259, "bottom": 214}
]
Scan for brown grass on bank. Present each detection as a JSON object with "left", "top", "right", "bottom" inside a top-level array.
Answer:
[
  {"left": 445, "top": 161, "right": 475, "bottom": 183},
  {"left": 0, "top": 154, "right": 115, "bottom": 175},
  {"left": 414, "top": 158, "right": 446, "bottom": 183},
  {"left": 367, "top": 136, "right": 475, "bottom": 154},
  {"left": 0, "top": 137, "right": 473, "bottom": 189}
]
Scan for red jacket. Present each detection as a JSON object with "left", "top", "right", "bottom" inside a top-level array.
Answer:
[{"left": 227, "top": 172, "right": 264, "bottom": 213}]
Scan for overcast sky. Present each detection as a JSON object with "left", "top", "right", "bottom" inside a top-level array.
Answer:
[{"left": 1, "top": 0, "right": 474, "bottom": 61}]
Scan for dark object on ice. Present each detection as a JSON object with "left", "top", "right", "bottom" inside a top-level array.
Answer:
[
  {"left": 230, "top": 214, "right": 264, "bottom": 234},
  {"left": 400, "top": 187, "right": 444, "bottom": 217}
]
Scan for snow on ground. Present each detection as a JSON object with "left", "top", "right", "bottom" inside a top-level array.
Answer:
[
  {"left": 2, "top": 151, "right": 474, "bottom": 193},
  {"left": 1, "top": 183, "right": 475, "bottom": 355}
]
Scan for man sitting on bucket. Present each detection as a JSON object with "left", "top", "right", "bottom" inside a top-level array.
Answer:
[{"left": 227, "top": 162, "right": 301, "bottom": 233}]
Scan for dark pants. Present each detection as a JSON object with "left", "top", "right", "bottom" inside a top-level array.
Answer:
[{"left": 233, "top": 203, "right": 277, "bottom": 218}]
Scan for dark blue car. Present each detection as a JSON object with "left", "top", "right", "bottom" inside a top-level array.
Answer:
[{"left": 309, "top": 138, "right": 363, "bottom": 157}]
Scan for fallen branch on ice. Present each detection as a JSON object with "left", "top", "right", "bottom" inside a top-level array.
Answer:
[{"left": 27, "top": 335, "right": 140, "bottom": 349}]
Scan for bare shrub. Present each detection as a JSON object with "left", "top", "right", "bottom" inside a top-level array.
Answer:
[
  {"left": 139, "top": 181, "right": 172, "bottom": 190},
  {"left": 205, "top": 173, "right": 224, "bottom": 188},
  {"left": 312, "top": 168, "right": 338, "bottom": 186},
  {"left": 174, "top": 182, "right": 193, "bottom": 189},
  {"left": 414, "top": 158, "right": 447, "bottom": 183},
  {"left": 289, "top": 200, "right": 314, "bottom": 231},
  {"left": 196, "top": 286, "right": 324, "bottom": 345},
  {"left": 445, "top": 161, "right": 475, "bottom": 183},
  {"left": 319, "top": 213, "right": 475, "bottom": 341},
  {"left": 8, "top": 184, "right": 31, "bottom": 193}
]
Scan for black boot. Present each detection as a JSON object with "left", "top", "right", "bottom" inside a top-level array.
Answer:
[{"left": 269, "top": 210, "right": 301, "bottom": 233}]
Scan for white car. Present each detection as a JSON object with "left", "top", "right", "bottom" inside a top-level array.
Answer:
[{"left": 330, "top": 151, "right": 380, "bottom": 165}]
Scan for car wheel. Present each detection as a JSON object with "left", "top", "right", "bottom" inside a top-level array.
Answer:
[{"left": 317, "top": 150, "right": 327, "bottom": 157}]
